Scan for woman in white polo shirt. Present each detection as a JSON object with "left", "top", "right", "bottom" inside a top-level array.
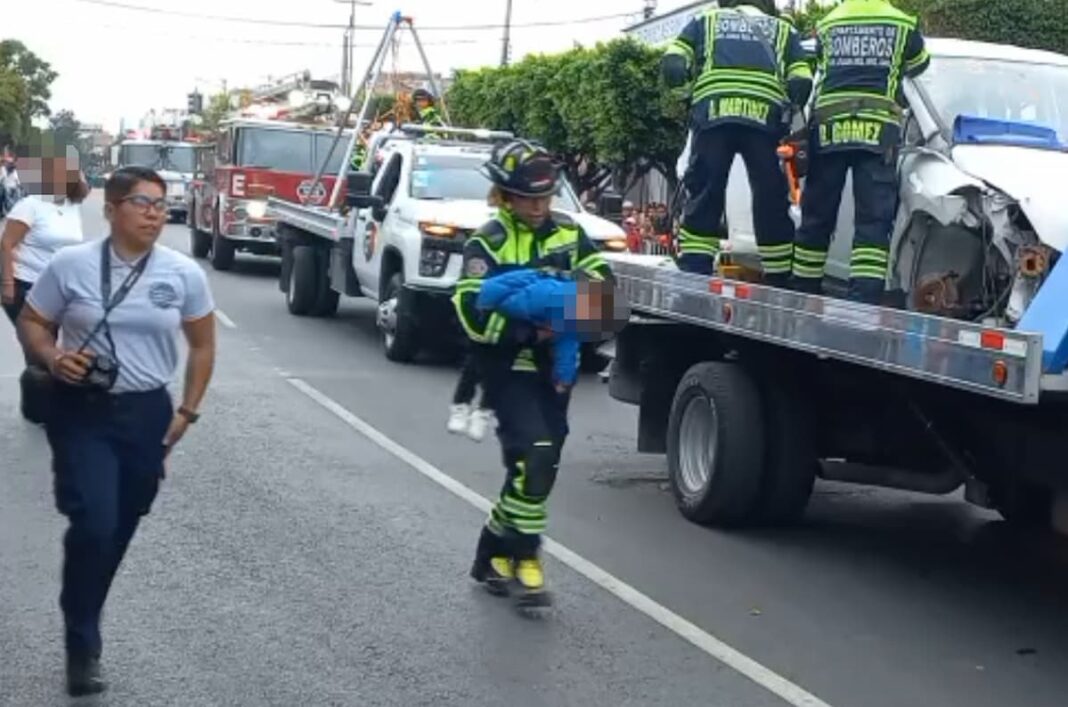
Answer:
[
  {"left": 18, "top": 166, "right": 216, "bottom": 697},
  {"left": 2, "top": 151, "right": 88, "bottom": 421}
]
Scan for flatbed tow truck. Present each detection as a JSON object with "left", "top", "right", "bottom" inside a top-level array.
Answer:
[{"left": 606, "top": 252, "right": 1068, "bottom": 530}]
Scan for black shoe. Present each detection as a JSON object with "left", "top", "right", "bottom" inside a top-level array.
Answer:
[
  {"left": 470, "top": 555, "right": 515, "bottom": 596},
  {"left": 67, "top": 655, "right": 107, "bottom": 697}
]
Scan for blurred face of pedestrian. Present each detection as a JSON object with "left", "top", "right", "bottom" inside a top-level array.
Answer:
[
  {"left": 106, "top": 179, "right": 167, "bottom": 250},
  {"left": 507, "top": 193, "right": 552, "bottom": 229},
  {"left": 415, "top": 97, "right": 431, "bottom": 112}
]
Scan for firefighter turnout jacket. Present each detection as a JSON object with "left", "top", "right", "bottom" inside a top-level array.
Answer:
[
  {"left": 812, "top": 0, "right": 930, "bottom": 153},
  {"left": 664, "top": 4, "right": 813, "bottom": 133},
  {"left": 453, "top": 208, "right": 611, "bottom": 374},
  {"left": 418, "top": 105, "right": 446, "bottom": 128}
]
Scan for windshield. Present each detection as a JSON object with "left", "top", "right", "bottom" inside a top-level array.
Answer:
[
  {"left": 236, "top": 128, "right": 313, "bottom": 173},
  {"left": 409, "top": 154, "right": 581, "bottom": 212},
  {"left": 120, "top": 144, "right": 197, "bottom": 173},
  {"left": 314, "top": 133, "right": 348, "bottom": 175},
  {"left": 916, "top": 56, "right": 1068, "bottom": 144}
]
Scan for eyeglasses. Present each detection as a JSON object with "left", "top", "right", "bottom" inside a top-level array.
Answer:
[{"left": 119, "top": 194, "right": 168, "bottom": 213}]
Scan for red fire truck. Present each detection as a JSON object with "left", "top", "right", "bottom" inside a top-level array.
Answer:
[{"left": 188, "top": 71, "right": 354, "bottom": 271}]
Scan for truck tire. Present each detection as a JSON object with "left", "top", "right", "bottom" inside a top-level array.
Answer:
[
  {"left": 286, "top": 245, "right": 319, "bottom": 316},
  {"left": 667, "top": 362, "right": 766, "bottom": 526},
  {"left": 753, "top": 380, "right": 817, "bottom": 525},
  {"left": 313, "top": 251, "right": 341, "bottom": 318},
  {"left": 379, "top": 272, "right": 420, "bottom": 363},
  {"left": 189, "top": 200, "right": 212, "bottom": 259},
  {"left": 211, "top": 229, "right": 236, "bottom": 271},
  {"left": 992, "top": 479, "right": 1053, "bottom": 528}
]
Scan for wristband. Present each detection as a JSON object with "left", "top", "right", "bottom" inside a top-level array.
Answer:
[{"left": 177, "top": 406, "right": 200, "bottom": 424}]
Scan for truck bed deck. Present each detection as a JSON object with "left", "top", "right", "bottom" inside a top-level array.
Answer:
[
  {"left": 608, "top": 255, "right": 1047, "bottom": 404},
  {"left": 269, "top": 198, "right": 346, "bottom": 242}
]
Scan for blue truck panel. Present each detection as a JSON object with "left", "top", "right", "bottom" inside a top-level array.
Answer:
[{"left": 1018, "top": 255, "right": 1068, "bottom": 374}]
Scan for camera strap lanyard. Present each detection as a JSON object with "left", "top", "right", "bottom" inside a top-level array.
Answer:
[{"left": 78, "top": 239, "right": 152, "bottom": 357}]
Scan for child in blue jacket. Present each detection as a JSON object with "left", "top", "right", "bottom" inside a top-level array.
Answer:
[{"left": 476, "top": 269, "right": 618, "bottom": 392}]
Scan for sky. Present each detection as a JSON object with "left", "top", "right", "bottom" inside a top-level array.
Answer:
[{"left": 6, "top": 0, "right": 709, "bottom": 133}]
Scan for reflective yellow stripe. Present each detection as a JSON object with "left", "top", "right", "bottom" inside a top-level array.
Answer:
[
  {"left": 904, "top": 48, "right": 930, "bottom": 72},
  {"left": 760, "top": 243, "right": 793, "bottom": 275},
  {"left": 759, "top": 243, "right": 794, "bottom": 257},
  {"left": 666, "top": 39, "right": 695, "bottom": 66},
  {"left": 792, "top": 246, "right": 828, "bottom": 278},
  {"left": 787, "top": 61, "right": 813, "bottom": 80}
]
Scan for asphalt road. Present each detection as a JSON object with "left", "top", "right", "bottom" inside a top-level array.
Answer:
[{"left": 4, "top": 195, "right": 1068, "bottom": 707}]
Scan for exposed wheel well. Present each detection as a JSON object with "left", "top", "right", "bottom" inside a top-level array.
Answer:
[{"left": 379, "top": 247, "right": 404, "bottom": 300}]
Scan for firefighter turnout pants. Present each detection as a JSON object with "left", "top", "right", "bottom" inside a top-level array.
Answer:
[
  {"left": 793, "top": 148, "right": 897, "bottom": 304},
  {"left": 679, "top": 124, "right": 795, "bottom": 283},
  {"left": 481, "top": 370, "right": 569, "bottom": 559}
]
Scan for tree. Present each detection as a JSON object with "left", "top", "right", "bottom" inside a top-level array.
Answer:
[
  {"left": 200, "top": 92, "right": 234, "bottom": 134},
  {"left": 47, "top": 109, "right": 82, "bottom": 152},
  {"left": 447, "top": 38, "right": 686, "bottom": 198},
  {"left": 0, "top": 40, "right": 58, "bottom": 133},
  {"left": 788, "top": 0, "right": 1068, "bottom": 55},
  {"left": 0, "top": 67, "right": 28, "bottom": 143}
]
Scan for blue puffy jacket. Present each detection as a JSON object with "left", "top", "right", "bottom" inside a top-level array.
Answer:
[{"left": 476, "top": 269, "right": 580, "bottom": 386}]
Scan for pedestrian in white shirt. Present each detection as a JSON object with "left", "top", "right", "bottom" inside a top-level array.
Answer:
[
  {"left": 0, "top": 145, "right": 20, "bottom": 217},
  {"left": 2, "top": 150, "right": 89, "bottom": 420}
]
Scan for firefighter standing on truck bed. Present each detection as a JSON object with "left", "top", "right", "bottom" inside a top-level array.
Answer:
[
  {"left": 411, "top": 88, "right": 445, "bottom": 128},
  {"left": 662, "top": 0, "right": 812, "bottom": 284},
  {"left": 791, "top": 0, "right": 930, "bottom": 304},
  {"left": 454, "top": 140, "right": 611, "bottom": 607}
]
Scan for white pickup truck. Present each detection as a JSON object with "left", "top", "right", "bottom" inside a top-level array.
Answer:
[{"left": 270, "top": 126, "right": 628, "bottom": 362}]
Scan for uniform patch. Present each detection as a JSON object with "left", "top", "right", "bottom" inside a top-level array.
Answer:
[
  {"left": 148, "top": 282, "right": 179, "bottom": 309},
  {"left": 465, "top": 257, "right": 490, "bottom": 277}
]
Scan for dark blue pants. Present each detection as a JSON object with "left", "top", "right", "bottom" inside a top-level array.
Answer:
[
  {"left": 679, "top": 124, "right": 795, "bottom": 283},
  {"left": 45, "top": 386, "right": 172, "bottom": 659},
  {"left": 481, "top": 370, "right": 570, "bottom": 558},
  {"left": 794, "top": 148, "right": 898, "bottom": 304}
]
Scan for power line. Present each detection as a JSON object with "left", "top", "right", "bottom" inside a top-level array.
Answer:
[
  {"left": 68, "top": 0, "right": 632, "bottom": 32},
  {"left": 51, "top": 19, "right": 486, "bottom": 48}
]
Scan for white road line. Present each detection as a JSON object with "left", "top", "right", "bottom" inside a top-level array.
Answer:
[
  {"left": 286, "top": 377, "right": 834, "bottom": 707},
  {"left": 214, "top": 309, "right": 237, "bottom": 329}
]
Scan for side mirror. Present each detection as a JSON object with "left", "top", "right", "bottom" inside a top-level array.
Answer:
[
  {"left": 371, "top": 202, "right": 388, "bottom": 222},
  {"left": 599, "top": 191, "right": 623, "bottom": 222},
  {"left": 346, "top": 171, "right": 373, "bottom": 196},
  {"left": 345, "top": 172, "right": 382, "bottom": 210}
]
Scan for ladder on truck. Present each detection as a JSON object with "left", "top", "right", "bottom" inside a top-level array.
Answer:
[
  {"left": 609, "top": 255, "right": 1047, "bottom": 404},
  {"left": 308, "top": 12, "right": 448, "bottom": 211}
]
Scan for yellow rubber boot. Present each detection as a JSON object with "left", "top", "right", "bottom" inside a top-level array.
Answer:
[{"left": 515, "top": 558, "right": 552, "bottom": 608}]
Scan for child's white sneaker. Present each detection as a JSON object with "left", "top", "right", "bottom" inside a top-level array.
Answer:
[
  {"left": 466, "top": 408, "right": 495, "bottom": 442},
  {"left": 447, "top": 404, "right": 472, "bottom": 434}
]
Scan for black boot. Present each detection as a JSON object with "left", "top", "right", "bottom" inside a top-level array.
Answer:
[
  {"left": 67, "top": 655, "right": 107, "bottom": 697},
  {"left": 762, "top": 272, "right": 792, "bottom": 290},
  {"left": 469, "top": 526, "right": 514, "bottom": 596}
]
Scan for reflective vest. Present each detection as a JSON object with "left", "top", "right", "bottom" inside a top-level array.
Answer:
[
  {"left": 813, "top": 0, "right": 930, "bottom": 152},
  {"left": 666, "top": 5, "right": 812, "bottom": 132},
  {"left": 453, "top": 208, "right": 610, "bottom": 372},
  {"left": 418, "top": 106, "right": 445, "bottom": 128}
]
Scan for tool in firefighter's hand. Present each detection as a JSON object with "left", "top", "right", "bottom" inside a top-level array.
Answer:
[
  {"left": 309, "top": 12, "right": 447, "bottom": 212},
  {"left": 777, "top": 142, "right": 802, "bottom": 207}
]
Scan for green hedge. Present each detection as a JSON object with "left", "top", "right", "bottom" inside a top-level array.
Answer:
[{"left": 789, "top": 0, "right": 1068, "bottom": 56}]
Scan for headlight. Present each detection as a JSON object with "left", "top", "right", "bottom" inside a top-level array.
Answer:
[
  {"left": 599, "top": 237, "right": 628, "bottom": 252},
  {"left": 246, "top": 200, "right": 268, "bottom": 220}
]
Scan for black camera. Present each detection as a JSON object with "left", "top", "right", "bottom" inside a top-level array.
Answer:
[{"left": 83, "top": 352, "right": 120, "bottom": 391}]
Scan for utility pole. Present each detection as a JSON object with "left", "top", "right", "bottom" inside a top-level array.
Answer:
[
  {"left": 643, "top": 0, "right": 657, "bottom": 21},
  {"left": 501, "top": 0, "right": 514, "bottom": 67},
  {"left": 334, "top": 0, "right": 372, "bottom": 95}
]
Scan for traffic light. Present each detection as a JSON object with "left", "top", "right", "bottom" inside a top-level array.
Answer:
[{"left": 187, "top": 91, "right": 203, "bottom": 115}]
